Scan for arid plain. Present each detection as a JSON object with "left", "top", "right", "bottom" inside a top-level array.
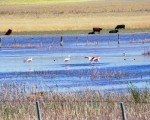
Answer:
[{"left": 0, "top": 0, "right": 150, "bottom": 33}]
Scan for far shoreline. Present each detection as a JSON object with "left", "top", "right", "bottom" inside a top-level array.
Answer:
[{"left": 0, "top": 28, "right": 150, "bottom": 36}]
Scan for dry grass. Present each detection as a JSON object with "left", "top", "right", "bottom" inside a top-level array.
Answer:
[
  {"left": 0, "top": 82, "right": 150, "bottom": 120},
  {"left": 0, "top": 0, "right": 149, "bottom": 32},
  {"left": 0, "top": 0, "right": 94, "bottom": 5}
]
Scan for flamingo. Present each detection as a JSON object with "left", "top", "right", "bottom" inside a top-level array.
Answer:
[
  {"left": 91, "top": 56, "right": 100, "bottom": 62},
  {"left": 84, "top": 56, "right": 100, "bottom": 63},
  {"left": 24, "top": 57, "right": 32, "bottom": 63},
  {"left": 64, "top": 56, "right": 70, "bottom": 62}
]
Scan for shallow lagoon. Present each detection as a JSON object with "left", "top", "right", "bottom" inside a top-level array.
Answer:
[{"left": 0, "top": 33, "right": 150, "bottom": 93}]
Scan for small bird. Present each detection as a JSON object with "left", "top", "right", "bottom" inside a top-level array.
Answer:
[
  {"left": 64, "top": 56, "right": 70, "bottom": 62},
  {"left": 24, "top": 57, "right": 32, "bottom": 63}
]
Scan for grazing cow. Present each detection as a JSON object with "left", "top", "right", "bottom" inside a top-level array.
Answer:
[
  {"left": 5, "top": 29, "right": 12, "bottom": 35},
  {"left": 115, "top": 24, "right": 125, "bottom": 29},
  {"left": 88, "top": 31, "right": 95, "bottom": 34},
  {"left": 109, "top": 30, "right": 118, "bottom": 33},
  {"left": 93, "top": 27, "right": 103, "bottom": 33}
]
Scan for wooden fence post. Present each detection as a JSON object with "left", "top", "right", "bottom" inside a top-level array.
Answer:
[
  {"left": 0, "top": 37, "right": 2, "bottom": 48},
  {"left": 36, "top": 101, "right": 42, "bottom": 120},
  {"left": 120, "top": 102, "right": 127, "bottom": 120},
  {"left": 60, "top": 36, "right": 63, "bottom": 47},
  {"left": 118, "top": 34, "right": 120, "bottom": 44},
  {"left": 76, "top": 36, "right": 78, "bottom": 46}
]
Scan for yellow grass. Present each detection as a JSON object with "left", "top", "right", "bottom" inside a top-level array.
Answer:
[
  {"left": 0, "top": 1, "right": 150, "bottom": 32},
  {"left": 0, "top": 0, "right": 97, "bottom": 5}
]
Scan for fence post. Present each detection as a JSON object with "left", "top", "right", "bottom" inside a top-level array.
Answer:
[
  {"left": 118, "top": 33, "right": 120, "bottom": 44},
  {"left": 60, "top": 36, "right": 63, "bottom": 47},
  {"left": 120, "top": 102, "right": 127, "bottom": 120},
  {"left": 87, "top": 35, "right": 88, "bottom": 45},
  {"left": 0, "top": 37, "right": 2, "bottom": 48},
  {"left": 76, "top": 36, "right": 78, "bottom": 46},
  {"left": 36, "top": 101, "right": 42, "bottom": 120}
]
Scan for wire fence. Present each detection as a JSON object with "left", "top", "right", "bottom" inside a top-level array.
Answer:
[
  {"left": 1, "top": 99, "right": 150, "bottom": 120},
  {"left": 1, "top": 100, "right": 150, "bottom": 103},
  {"left": 0, "top": 32, "right": 150, "bottom": 48}
]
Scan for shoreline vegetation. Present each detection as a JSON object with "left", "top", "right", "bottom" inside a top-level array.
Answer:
[
  {"left": 0, "top": 29, "right": 150, "bottom": 36},
  {"left": 0, "top": 0, "right": 149, "bottom": 33},
  {"left": 0, "top": 82, "right": 150, "bottom": 120}
]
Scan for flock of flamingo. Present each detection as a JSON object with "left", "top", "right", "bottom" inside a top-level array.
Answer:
[{"left": 24, "top": 56, "right": 101, "bottom": 64}]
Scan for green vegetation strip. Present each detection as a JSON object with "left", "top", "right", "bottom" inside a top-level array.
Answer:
[{"left": 0, "top": 28, "right": 149, "bottom": 36}]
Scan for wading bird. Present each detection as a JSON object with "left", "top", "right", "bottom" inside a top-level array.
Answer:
[
  {"left": 84, "top": 56, "right": 100, "bottom": 63},
  {"left": 24, "top": 57, "right": 32, "bottom": 63},
  {"left": 64, "top": 56, "right": 70, "bottom": 62}
]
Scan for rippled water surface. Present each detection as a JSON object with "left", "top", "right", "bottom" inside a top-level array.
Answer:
[{"left": 0, "top": 33, "right": 150, "bottom": 93}]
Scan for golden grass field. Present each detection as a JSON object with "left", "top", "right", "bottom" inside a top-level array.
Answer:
[{"left": 0, "top": 0, "right": 150, "bottom": 32}]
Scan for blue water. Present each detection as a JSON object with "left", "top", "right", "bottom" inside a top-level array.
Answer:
[{"left": 0, "top": 33, "right": 150, "bottom": 93}]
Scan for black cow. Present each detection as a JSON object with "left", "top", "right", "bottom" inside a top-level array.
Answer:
[
  {"left": 93, "top": 27, "right": 103, "bottom": 33},
  {"left": 109, "top": 30, "right": 118, "bottom": 33},
  {"left": 88, "top": 31, "right": 95, "bottom": 34},
  {"left": 115, "top": 24, "right": 125, "bottom": 29},
  {"left": 5, "top": 29, "right": 12, "bottom": 35}
]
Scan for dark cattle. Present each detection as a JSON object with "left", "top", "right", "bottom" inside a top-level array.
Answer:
[
  {"left": 115, "top": 24, "right": 125, "bottom": 29},
  {"left": 5, "top": 29, "right": 12, "bottom": 35},
  {"left": 88, "top": 31, "right": 95, "bottom": 34},
  {"left": 93, "top": 27, "right": 103, "bottom": 33},
  {"left": 109, "top": 30, "right": 118, "bottom": 33}
]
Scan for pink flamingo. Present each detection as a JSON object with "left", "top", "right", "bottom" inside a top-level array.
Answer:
[
  {"left": 24, "top": 57, "right": 32, "bottom": 63},
  {"left": 64, "top": 56, "right": 70, "bottom": 62},
  {"left": 84, "top": 56, "right": 100, "bottom": 63}
]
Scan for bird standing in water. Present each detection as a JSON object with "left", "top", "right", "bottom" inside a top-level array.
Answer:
[
  {"left": 24, "top": 57, "right": 32, "bottom": 63},
  {"left": 64, "top": 56, "right": 70, "bottom": 62},
  {"left": 84, "top": 56, "right": 100, "bottom": 63}
]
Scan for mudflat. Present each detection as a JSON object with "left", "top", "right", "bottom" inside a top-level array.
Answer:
[{"left": 0, "top": 0, "right": 150, "bottom": 32}]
